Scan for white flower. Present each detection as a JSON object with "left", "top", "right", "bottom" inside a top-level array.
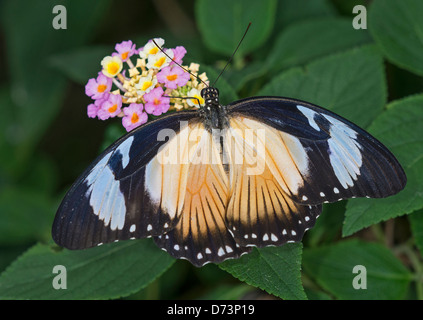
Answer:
[
  {"left": 186, "top": 88, "right": 205, "bottom": 108},
  {"left": 101, "top": 55, "right": 123, "bottom": 78},
  {"left": 139, "top": 38, "right": 165, "bottom": 59},
  {"left": 146, "top": 49, "right": 174, "bottom": 70},
  {"left": 135, "top": 75, "right": 157, "bottom": 95}
]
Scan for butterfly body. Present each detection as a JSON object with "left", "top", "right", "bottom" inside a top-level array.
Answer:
[
  {"left": 53, "top": 89, "right": 406, "bottom": 266},
  {"left": 198, "top": 87, "right": 229, "bottom": 131}
]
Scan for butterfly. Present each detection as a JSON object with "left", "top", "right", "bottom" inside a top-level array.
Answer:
[{"left": 52, "top": 83, "right": 407, "bottom": 267}]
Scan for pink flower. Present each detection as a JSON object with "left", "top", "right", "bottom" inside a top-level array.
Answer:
[
  {"left": 86, "top": 94, "right": 110, "bottom": 118},
  {"left": 122, "top": 103, "right": 148, "bottom": 132},
  {"left": 113, "top": 40, "right": 136, "bottom": 62},
  {"left": 156, "top": 66, "right": 190, "bottom": 90},
  {"left": 143, "top": 87, "right": 170, "bottom": 116},
  {"left": 171, "top": 46, "right": 187, "bottom": 65},
  {"left": 97, "top": 94, "right": 122, "bottom": 120},
  {"left": 85, "top": 73, "right": 112, "bottom": 99},
  {"left": 87, "top": 103, "right": 98, "bottom": 118}
]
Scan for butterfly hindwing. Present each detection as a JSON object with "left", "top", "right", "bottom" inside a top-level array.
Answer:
[
  {"left": 224, "top": 118, "right": 322, "bottom": 247},
  {"left": 227, "top": 97, "right": 406, "bottom": 205}
]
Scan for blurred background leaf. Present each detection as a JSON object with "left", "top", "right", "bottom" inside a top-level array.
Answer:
[
  {"left": 303, "top": 240, "right": 412, "bottom": 299},
  {"left": 196, "top": 0, "right": 277, "bottom": 58},
  {"left": 0, "top": 0, "right": 112, "bottom": 170},
  {"left": 369, "top": 0, "right": 423, "bottom": 76}
]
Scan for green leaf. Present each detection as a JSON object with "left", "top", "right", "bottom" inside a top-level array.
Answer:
[
  {"left": 199, "top": 64, "right": 238, "bottom": 105},
  {"left": 274, "top": 0, "right": 336, "bottom": 28},
  {"left": 225, "top": 17, "right": 371, "bottom": 93},
  {"left": 0, "top": 186, "right": 56, "bottom": 245},
  {"left": 0, "top": 240, "right": 175, "bottom": 299},
  {"left": 219, "top": 244, "right": 306, "bottom": 300},
  {"left": 304, "top": 202, "right": 346, "bottom": 247},
  {"left": 265, "top": 18, "right": 372, "bottom": 77},
  {"left": 198, "top": 284, "right": 254, "bottom": 300},
  {"left": 343, "top": 94, "right": 423, "bottom": 236},
  {"left": 0, "top": 0, "right": 111, "bottom": 165},
  {"left": 302, "top": 240, "right": 412, "bottom": 300},
  {"left": 409, "top": 210, "right": 423, "bottom": 256},
  {"left": 259, "top": 45, "right": 386, "bottom": 128},
  {"left": 369, "top": 0, "right": 423, "bottom": 76},
  {"left": 49, "top": 46, "right": 111, "bottom": 84},
  {"left": 195, "top": 0, "right": 277, "bottom": 57}
]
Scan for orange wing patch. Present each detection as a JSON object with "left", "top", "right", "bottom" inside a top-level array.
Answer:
[
  {"left": 225, "top": 117, "right": 320, "bottom": 247},
  {"left": 152, "top": 124, "right": 250, "bottom": 266}
]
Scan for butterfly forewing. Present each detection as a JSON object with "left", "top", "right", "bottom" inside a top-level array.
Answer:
[
  {"left": 227, "top": 97, "right": 406, "bottom": 205},
  {"left": 52, "top": 111, "right": 199, "bottom": 249}
]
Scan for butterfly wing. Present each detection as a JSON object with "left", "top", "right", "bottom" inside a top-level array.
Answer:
[
  {"left": 52, "top": 111, "right": 200, "bottom": 249},
  {"left": 227, "top": 96, "right": 406, "bottom": 205},
  {"left": 53, "top": 110, "right": 250, "bottom": 266},
  {"left": 224, "top": 117, "right": 322, "bottom": 247},
  {"left": 152, "top": 125, "right": 251, "bottom": 266}
]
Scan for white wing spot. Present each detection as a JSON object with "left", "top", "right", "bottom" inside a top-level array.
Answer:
[
  {"left": 147, "top": 224, "right": 153, "bottom": 231},
  {"left": 334, "top": 187, "right": 340, "bottom": 194},
  {"left": 205, "top": 248, "right": 211, "bottom": 254},
  {"left": 197, "top": 253, "right": 203, "bottom": 259},
  {"left": 305, "top": 216, "right": 310, "bottom": 222},
  {"left": 291, "top": 230, "right": 297, "bottom": 236},
  {"left": 130, "top": 224, "right": 136, "bottom": 232},
  {"left": 302, "top": 195, "right": 308, "bottom": 201},
  {"left": 263, "top": 234, "right": 269, "bottom": 241},
  {"left": 297, "top": 105, "right": 320, "bottom": 131},
  {"left": 283, "top": 229, "right": 287, "bottom": 235},
  {"left": 271, "top": 234, "right": 278, "bottom": 241},
  {"left": 320, "top": 192, "right": 325, "bottom": 197},
  {"left": 225, "top": 246, "right": 233, "bottom": 253},
  {"left": 174, "top": 244, "right": 180, "bottom": 251},
  {"left": 218, "top": 247, "right": 225, "bottom": 256},
  {"left": 116, "top": 136, "right": 134, "bottom": 169}
]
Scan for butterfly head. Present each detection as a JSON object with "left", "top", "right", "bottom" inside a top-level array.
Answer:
[{"left": 201, "top": 87, "right": 219, "bottom": 108}]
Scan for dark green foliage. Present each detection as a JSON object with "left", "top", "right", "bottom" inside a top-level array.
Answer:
[{"left": 0, "top": 0, "right": 422, "bottom": 300}]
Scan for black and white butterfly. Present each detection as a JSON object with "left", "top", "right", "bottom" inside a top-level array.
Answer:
[{"left": 52, "top": 85, "right": 406, "bottom": 267}]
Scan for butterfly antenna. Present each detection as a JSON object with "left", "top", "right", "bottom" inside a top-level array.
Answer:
[
  {"left": 152, "top": 40, "right": 209, "bottom": 88},
  {"left": 212, "top": 22, "right": 252, "bottom": 87}
]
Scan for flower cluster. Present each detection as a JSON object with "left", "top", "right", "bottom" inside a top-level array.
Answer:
[{"left": 85, "top": 39, "right": 209, "bottom": 132}]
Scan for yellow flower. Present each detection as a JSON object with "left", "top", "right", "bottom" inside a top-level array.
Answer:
[
  {"left": 135, "top": 75, "right": 157, "bottom": 95},
  {"left": 101, "top": 56, "right": 123, "bottom": 78},
  {"left": 186, "top": 88, "right": 205, "bottom": 108},
  {"left": 139, "top": 38, "right": 165, "bottom": 59},
  {"left": 146, "top": 49, "right": 174, "bottom": 70}
]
